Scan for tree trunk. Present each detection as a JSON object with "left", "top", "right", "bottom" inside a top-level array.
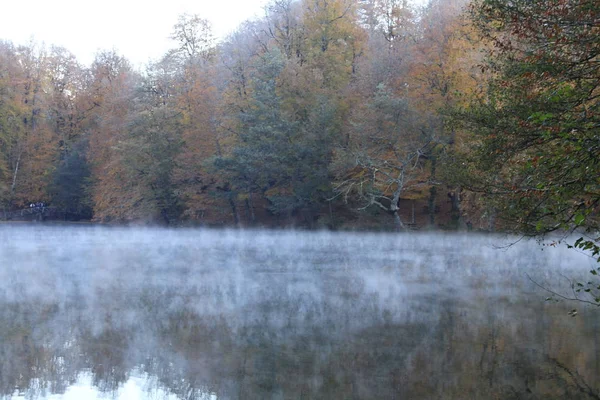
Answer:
[
  {"left": 229, "top": 196, "right": 240, "bottom": 226},
  {"left": 247, "top": 192, "right": 255, "bottom": 224},
  {"left": 10, "top": 152, "right": 22, "bottom": 199},
  {"left": 392, "top": 209, "right": 405, "bottom": 231},
  {"left": 488, "top": 208, "right": 496, "bottom": 232},
  {"left": 450, "top": 188, "right": 461, "bottom": 213},
  {"left": 428, "top": 186, "right": 437, "bottom": 227},
  {"left": 448, "top": 187, "right": 463, "bottom": 229},
  {"left": 161, "top": 208, "right": 170, "bottom": 225},
  {"left": 428, "top": 156, "right": 437, "bottom": 227},
  {"left": 390, "top": 186, "right": 405, "bottom": 231}
]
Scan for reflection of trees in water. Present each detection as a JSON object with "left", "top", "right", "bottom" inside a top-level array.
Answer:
[
  {"left": 0, "top": 229, "right": 599, "bottom": 399},
  {"left": 0, "top": 301, "right": 80, "bottom": 398},
  {"left": 1, "top": 282, "right": 599, "bottom": 399},
  {"left": 82, "top": 327, "right": 130, "bottom": 394}
]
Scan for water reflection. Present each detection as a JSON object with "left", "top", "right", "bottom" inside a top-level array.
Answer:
[{"left": 0, "top": 227, "right": 598, "bottom": 399}]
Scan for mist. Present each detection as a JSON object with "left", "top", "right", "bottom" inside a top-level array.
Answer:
[{"left": 0, "top": 226, "right": 598, "bottom": 399}]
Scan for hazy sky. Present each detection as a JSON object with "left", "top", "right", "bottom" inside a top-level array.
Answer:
[{"left": 0, "top": 0, "right": 269, "bottom": 67}]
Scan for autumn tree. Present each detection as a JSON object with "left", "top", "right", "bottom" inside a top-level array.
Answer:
[
  {"left": 166, "top": 15, "right": 225, "bottom": 222},
  {"left": 0, "top": 0, "right": 514, "bottom": 229},
  {"left": 44, "top": 46, "right": 94, "bottom": 218},
  {"left": 332, "top": 83, "right": 438, "bottom": 229},
  {"left": 333, "top": 0, "right": 459, "bottom": 229},
  {"left": 87, "top": 47, "right": 190, "bottom": 224},
  {"left": 0, "top": 42, "right": 60, "bottom": 208},
  {"left": 213, "top": 1, "right": 364, "bottom": 225},
  {"left": 86, "top": 51, "right": 141, "bottom": 221},
  {"left": 170, "top": 13, "right": 216, "bottom": 62},
  {"left": 264, "top": 0, "right": 305, "bottom": 61},
  {"left": 271, "top": 0, "right": 366, "bottom": 135},
  {"left": 357, "top": 0, "right": 414, "bottom": 87},
  {"left": 301, "top": 0, "right": 363, "bottom": 86},
  {"left": 0, "top": 41, "right": 94, "bottom": 217},
  {"left": 406, "top": 0, "right": 483, "bottom": 226},
  {"left": 0, "top": 41, "right": 26, "bottom": 207}
]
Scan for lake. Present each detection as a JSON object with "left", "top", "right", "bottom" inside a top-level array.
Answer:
[{"left": 0, "top": 226, "right": 598, "bottom": 399}]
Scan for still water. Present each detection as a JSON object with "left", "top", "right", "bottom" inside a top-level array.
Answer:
[{"left": 0, "top": 226, "right": 598, "bottom": 399}]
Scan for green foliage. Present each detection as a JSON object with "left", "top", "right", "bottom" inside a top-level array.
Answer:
[
  {"left": 456, "top": 0, "right": 600, "bottom": 305},
  {"left": 125, "top": 106, "right": 185, "bottom": 223},
  {"left": 216, "top": 49, "right": 334, "bottom": 218},
  {"left": 48, "top": 140, "right": 93, "bottom": 220},
  {"left": 459, "top": 0, "right": 599, "bottom": 239}
]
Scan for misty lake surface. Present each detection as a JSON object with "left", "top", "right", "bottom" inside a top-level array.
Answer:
[{"left": 0, "top": 226, "right": 599, "bottom": 399}]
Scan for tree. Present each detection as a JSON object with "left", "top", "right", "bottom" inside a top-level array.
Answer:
[
  {"left": 48, "top": 138, "right": 92, "bottom": 220},
  {"left": 215, "top": 6, "right": 363, "bottom": 225},
  {"left": 332, "top": 83, "right": 438, "bottom": 229},
  {"left": 335, "top": 0, "right": 483, "bottom": 229},
  {"left": 0, "top": 41, "right": 95, "bottom": 215},
  {"left": 122, "top": 106, "right": 184, "bottom": 224},
  {"left": 46, "top": 46, "right": 84, "bottom": 160},
  {"left": 87, "top": 49, "right": 188, "bottom": 224},
  {"left": 0, "top": 41, "right": 26, "bottom": 207},
  {"left": 301, "top": 0, "right": 365, "bottom": 89},
  {"left": 0, "top": 42, "right": 58, "bottom": 208},
  {"left": 87, "top": 51, "right": 140, "bottom": 221},
  {"left": 407, "top": 0, "right": 483, "bottom": 227},
  {"left": 44, "top": 46, "right": 93, "bottom": 218},
  {"left": 264, "top": 0, "right": 306, "bottom": 61},
  {"left": 216, "top": 49, "right": 335, "bottom": 222},
  {"left": 170, "top": 13, "right": 216, "bottom": 62},
  {"left": 460, "top": 0, "right": 600, "bottom": 301},
  {"left": 165, "top": 15, "right": 224, "bottom": 221}
]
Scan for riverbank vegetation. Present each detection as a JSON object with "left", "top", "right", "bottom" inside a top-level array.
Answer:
[{"left": 0, "top": 0, "right": 597, "bottom": 241}]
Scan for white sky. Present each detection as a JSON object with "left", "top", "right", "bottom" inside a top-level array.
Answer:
[{"left": 0, "top": 0, "right": 270, "bottom": 68}]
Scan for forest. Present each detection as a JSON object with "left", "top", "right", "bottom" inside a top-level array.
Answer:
[{"left": 0, "top": 0, "right": 598, "bottom": 238}]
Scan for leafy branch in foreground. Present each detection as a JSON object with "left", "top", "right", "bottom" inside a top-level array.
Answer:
[
  {"left": 455, "top": 0, "right": 600, "bottom": 306},
  {"left": 526, "top": 271, "right": 600, "bottom": 312}
]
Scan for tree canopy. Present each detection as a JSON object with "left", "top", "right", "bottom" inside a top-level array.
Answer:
[{"left": 457, "top": 0, "right": 599, "bottom": 250}]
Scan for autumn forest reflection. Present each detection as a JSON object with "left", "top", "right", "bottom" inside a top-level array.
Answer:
[{"left": 0, "top": 226, "right": 599, "bottom": 399}]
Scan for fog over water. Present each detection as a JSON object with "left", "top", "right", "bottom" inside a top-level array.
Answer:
[{"left": 0, "top": 225, "right": 598, "bottom": 399}]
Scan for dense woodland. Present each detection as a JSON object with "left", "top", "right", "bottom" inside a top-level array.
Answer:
[{"left": 0, "top": 0, "right": 598, "bottom": 236}]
